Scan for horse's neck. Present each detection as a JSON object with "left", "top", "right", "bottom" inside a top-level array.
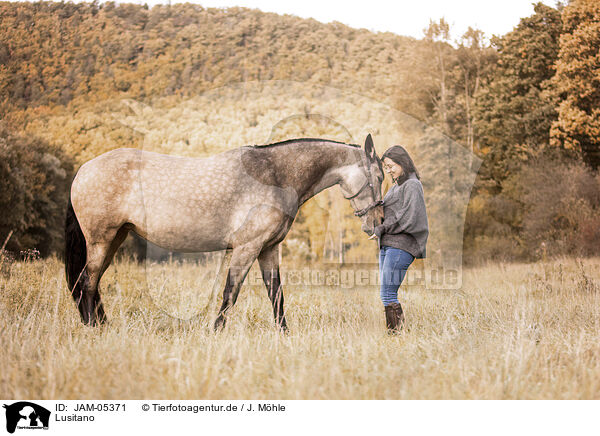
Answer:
[{"left": 297, "top": 146, "right": 359, "bottom": 205}]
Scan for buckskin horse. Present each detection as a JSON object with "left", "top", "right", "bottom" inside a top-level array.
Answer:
[{"left": 65, "top": 135, "right": 384, "bottom": 331}]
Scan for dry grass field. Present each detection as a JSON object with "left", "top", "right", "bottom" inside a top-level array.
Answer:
[{"left": 0, "top": 254, "right": 598, "bottom": 399}]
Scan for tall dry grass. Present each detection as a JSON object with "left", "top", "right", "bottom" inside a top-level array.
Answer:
[{"left": 0, "top": 255, "right": 598, "bottom": 399}]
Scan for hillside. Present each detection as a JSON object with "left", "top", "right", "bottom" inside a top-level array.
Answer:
[
  {"left": 0, "top": 1, "right": 420, "bottom": 121},
  {"left": 2, "top": 1, "right": 470, "bottom": 268},
  {"left": 1, "top": 1, "right": 598, "bottom": 265}
]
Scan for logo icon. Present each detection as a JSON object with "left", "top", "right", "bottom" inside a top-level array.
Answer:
[{"left": 2, "top": 402, "right": 50, "bottom": 434}]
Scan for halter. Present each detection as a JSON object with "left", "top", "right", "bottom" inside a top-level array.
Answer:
[{"left": 343, "top": 152, "right": 383, "bottom": 217}]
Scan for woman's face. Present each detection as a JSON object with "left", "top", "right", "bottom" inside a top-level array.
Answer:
[{"left": 382, "top": 157, "right": 404, "bottom": 181}]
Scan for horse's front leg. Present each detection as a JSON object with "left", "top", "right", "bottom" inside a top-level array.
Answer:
[
  {"left": 213, "top": 242, "right": 262, "bottom": 331},
  {"left": 258, "top": 243, "right": 288, "bottom": 333}
]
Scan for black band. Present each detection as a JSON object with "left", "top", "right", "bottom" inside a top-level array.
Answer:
[{"left": 354, "top": 200, "right": 383, "bottom": 217}]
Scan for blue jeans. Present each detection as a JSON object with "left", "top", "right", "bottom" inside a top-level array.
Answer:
[{"left": 379, "top": 246, "right": 414, "bottom": 306}]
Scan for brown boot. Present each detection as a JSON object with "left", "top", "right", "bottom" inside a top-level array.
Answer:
[{"left": 384, "top": 302, "right": 405, "bottom": 334}]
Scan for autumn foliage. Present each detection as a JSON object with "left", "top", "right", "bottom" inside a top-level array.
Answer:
[{"left": 0, "top": 1, "right": 598, "bottom": 263}]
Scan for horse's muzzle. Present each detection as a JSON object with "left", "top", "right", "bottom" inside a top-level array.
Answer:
[{"left": 362, "top": 223, "right": 374, "bottom": 236}]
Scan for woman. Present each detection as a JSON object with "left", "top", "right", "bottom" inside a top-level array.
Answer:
[{"left": 371, "top": 146, "right": 428, "bottom": 334}]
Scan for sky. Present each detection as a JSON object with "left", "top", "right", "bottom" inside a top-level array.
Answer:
[
  {"left": 93, "top": 0, "right": 560, "bottom": 40},
  {"left": 11, "top": 0, "right": 560, "bottom": 40}
]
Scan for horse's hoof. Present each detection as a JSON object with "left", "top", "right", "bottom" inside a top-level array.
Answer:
[
  {"left": 277, "top": 322, "right": 289, "bottom": 335},
  {"left": 213, "top": 316, "right": 226, "bottom": 332}
]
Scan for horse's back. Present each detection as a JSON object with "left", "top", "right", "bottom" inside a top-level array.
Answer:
[
  {"left": 70, "top": 147, "right": 261, "bottom": 251},
  {"left": 72, "top": 147, "right": 236, "bottom": 199}
]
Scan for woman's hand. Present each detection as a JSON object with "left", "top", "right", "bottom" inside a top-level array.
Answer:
[{"left": 368, "top": 225, "right": 385, "bottom": 240}]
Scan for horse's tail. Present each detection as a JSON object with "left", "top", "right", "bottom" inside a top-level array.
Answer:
[{"left": 65, "top": 196, "right": 88, "bottom": 312}]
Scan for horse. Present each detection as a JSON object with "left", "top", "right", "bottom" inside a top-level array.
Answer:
[{"left": 65, "top": 135, "right": 384, "bottom": 331}]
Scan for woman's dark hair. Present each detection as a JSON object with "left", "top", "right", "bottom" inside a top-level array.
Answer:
[{"left": 381, "top": 145, "right": 420, "bottom": 183}]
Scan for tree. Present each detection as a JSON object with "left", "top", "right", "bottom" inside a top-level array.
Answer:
[
  {"left": 422, "top": 19, "right": 453, "bottom": 135},
  {"left": 474, "top": 2, "right": 563, "bottom": 190},
  {"left": 0, "top": 123, "right": 74, "bottom": 255},
  {"left": 464, "top": 3, "right": 564, "bottom": 262},
  {"left": 551, "top": 0, "right": 600, "bottom": 169},
  {"left": 455, "top": 27, "right": 496, "bottom": 167}
]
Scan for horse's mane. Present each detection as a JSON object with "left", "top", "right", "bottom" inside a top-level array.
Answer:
[{"left": 251, "top": 138, "right": 361, "bottom": 149}]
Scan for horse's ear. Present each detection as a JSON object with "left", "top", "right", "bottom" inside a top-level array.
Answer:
[{"left": 364, "top": 134, "right": 377, "bottom": 161}]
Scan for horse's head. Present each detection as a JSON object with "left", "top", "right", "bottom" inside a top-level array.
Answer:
[{"left": 340, "top": 134, "right": 384, "bottom": 235}]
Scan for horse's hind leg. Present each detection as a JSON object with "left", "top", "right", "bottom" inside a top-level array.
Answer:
[
  {"left": 83, "top": 227, "right": 129, "bottom": 326},
  {"left": 79, "top": 242, "right": 110, "bottom": 325},
  {"left": 99, "top": 226, "right": 129, "bottom": 277},
  {"left": 258, "top": 244, "right": 288, "bottom": 332}
]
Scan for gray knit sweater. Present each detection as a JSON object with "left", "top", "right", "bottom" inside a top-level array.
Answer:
[{"left": 374, "top": 172, "right": 429, "bottom": 258}]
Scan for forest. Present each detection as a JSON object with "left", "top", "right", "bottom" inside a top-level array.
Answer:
[{"left": 0, "top": 0, "right": 599, "bottom": 264}]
